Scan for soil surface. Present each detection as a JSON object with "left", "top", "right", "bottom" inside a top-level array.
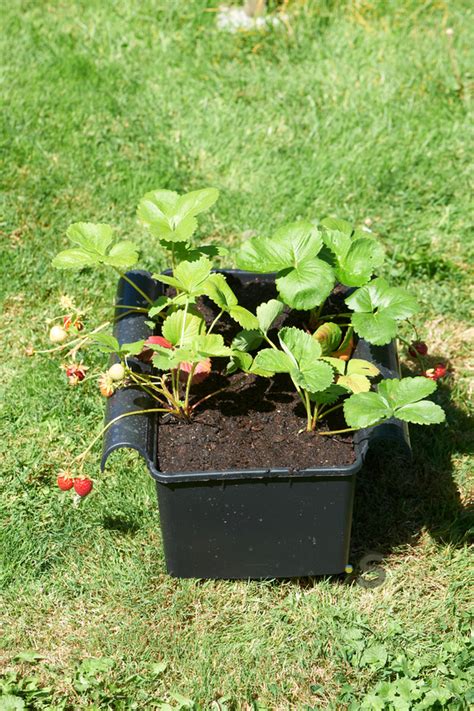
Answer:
[{"left": 157, "top": 276, "right": 355, "bottom": 473}]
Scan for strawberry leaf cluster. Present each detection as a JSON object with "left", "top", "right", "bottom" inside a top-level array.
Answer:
[{"left": 50, "top": 187, "right": 446, "bottom": 435}]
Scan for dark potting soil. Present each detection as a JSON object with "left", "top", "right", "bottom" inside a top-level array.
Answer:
[{"left": 158, "top": 276, "right": 355, "bottom": 473}]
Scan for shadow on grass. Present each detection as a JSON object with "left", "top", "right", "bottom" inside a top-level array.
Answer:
[{"left": 350, "top": 378, "right": 473, "bottom": 564}]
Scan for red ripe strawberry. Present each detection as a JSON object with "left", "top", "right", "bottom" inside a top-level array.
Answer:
[
  {"left": 433, "top": 363, "right": 447, "bottom": 378},
  {"left": 57, "top": 472, "right": 74, "bottom": 491},
  {"left": 409, "top": 340, "right": 428, "bottom": 357},
  {"left": 73, "top": 477, "right": 93, "bottom": 497},
  {"left": 423, "top": 363, "right": 447, "bottom": 380}
]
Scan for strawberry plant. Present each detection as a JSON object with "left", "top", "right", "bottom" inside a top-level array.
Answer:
[{"left": 44, "top": 186, "right": 446, "bottom": 490}]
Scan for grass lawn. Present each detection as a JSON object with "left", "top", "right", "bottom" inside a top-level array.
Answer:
[{"left": 1, "top": 0, "right": 473, "bottom": 708}]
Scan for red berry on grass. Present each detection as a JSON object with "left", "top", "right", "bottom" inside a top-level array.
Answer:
[
  {"left": 433, "top": 363, "right": 447, "bottom": 378},
  {"left": 409, "top": 340, "right": 428, "bottom": 357},
  {"left": 423, "top": 363, "right": 447, "bottom": 380},
  {"left": 57, "top": 472, "right": 74, "bottom": 491},
  {"left": 73, "top": 478, "right": 93, "bottom": 497}
]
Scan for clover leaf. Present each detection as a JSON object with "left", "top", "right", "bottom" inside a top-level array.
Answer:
[
  {"left": 345, "top": 278, "right": 419, "bottom": 345},
  {"left": 344, "top": 377, "right": 445, "bottom": 428},
  {"left": 236, "top": 222, "right": 335, "bottom": 310},
  {"left": 137, "top": 187, "right": 219, "bottom": 243},
  {"left": 52, "top": 223, "right": 138, "bottom": 270}
]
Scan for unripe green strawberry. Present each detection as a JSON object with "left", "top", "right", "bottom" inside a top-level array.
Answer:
[{"left": 108, "top": 363, "right": 125, "bottom": 381}]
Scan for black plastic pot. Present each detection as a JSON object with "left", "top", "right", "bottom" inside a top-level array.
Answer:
[{"left": 101, "top": 270, "right": 410, "bottom": 579}]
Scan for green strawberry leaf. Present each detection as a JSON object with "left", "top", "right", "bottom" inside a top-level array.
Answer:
[
  {"left": 138, "top": 187, "right": 218, "bottom": 243},
  {"left": 175, "top": 188, "right": 219, "bottom": 218},
  {"left": 193, "top": 334, "right": 232, "bottom": 357},
  {"left": 226, "top": 350, "right": 253, "bottom": 375},
  {"left": 162, "top": 310, "right": 204, "bottom": 347},
  {"left": 313, "top": 322, "right": 342, "bottom": 355},
  {"left": 105, "top": 241, "right": 140, "bottom": 268},
  {"left": 346, "top": 278, "right": 419, "bottom": 345},
  {"left": 321, "top": 356, "right": 346, "bottom": 374},
  {"left": 202, "top": 274, "right": 259, "bottom": 329},
  {"left": 279, "top": 327, "right": 334, "bottom": 392},
  {"left": 148, "top": 296, "right": 172, "bottom": 318},
  {"left": 343, "top": 391, "right": 393, "bottom": 428},
  {"left": 121, "top": 340, "right": 145, "bottom": 356},
  {"left": 321, "top": 217, "right": 353, "bottom": 234},
  {"left": 155, "top": 257, "right": 212, "bottom": 296},
  {"left": 236, "top": 222, "right": 335, "bottom": 309},
  {"left": 228, "top": 305, "right": 259, "bottom": 330},
  {"left": 309, "top": 383, "right": 347, "bottom": 405},
  {"left": 251, "top": 348, "right": 292, "bottom": 375},
  {"left": 351, "top": 312, "right": 398, "bottom": 345},
  {"left": 256, "top": 299, "right": 285, "bottom": 333},
  {"left": 232, "top": 329, "right": 263, "bottom": 352},
  {"left": 344, "top": 377, "right": 445, "bottom": 428},
  {"left": 52, "top": 248, "right": 100, "bottom": 269},
  {"left": 335, "top": 238, "right": 385, "bottom": 287},
  {"left": 160, "top": 241, "right": 228, "bottom": 263},
  {"left": 395, "top": 401, "right": 446, "bottom": 425},
  {"left": 276, "top": 258, "right": 335, "bottom": 310},
  {"left": 92, "top": 334, "right": 121, "bottom": 354},
  {"left": 66, "top": 222, "right": 113, "bottom": 254},
  {"left": 202, "top": 273, "right": 237, "bottom": 308},
  {"left": 378, "top": 376, "right": 436, "bottom": 408},
  {"left": 53, "top": 223, "right": 138, "bottom": 270},
  {"left": 338, "top": 373, "right": 372, "bottom": 393},
  {"left": 347, "top": 359, "right": 380, "bottom": 377}
]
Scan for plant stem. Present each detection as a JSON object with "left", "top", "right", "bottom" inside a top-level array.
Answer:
[
  {"left": 303, "top": 390, "right": 313, "bottom": 431},
  {"left": 318, "top": 427, "right": 358, "bottom": 436},
  {"left": 317, "top": 403, "right": 343, "bottom": 420},
  {"left": 183, "top": 363, "right": 197, "bottom": 414},
  {"left": 319, "top": 421, "right": 380, "bottom": 436},
  {"left": 74, "top": 407, "right": 169, "bottom": 468},
  {"left": 114, "top": 269, "right": 154, "bottom": 306},
  {"left": 263, "top": 334, "right": 279, "bottom": 350},
  {"left": 36, "top": 322, "right": 110, "bottom": 355},
  {"left": 321, "top": 312, "right": 352, "bottom": 319},
  {"left": 208, "top": 309, "right": 223, "bottom": 334},
  {"left": 114, "top": 304, "right": 149, "bottom": 313}
]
